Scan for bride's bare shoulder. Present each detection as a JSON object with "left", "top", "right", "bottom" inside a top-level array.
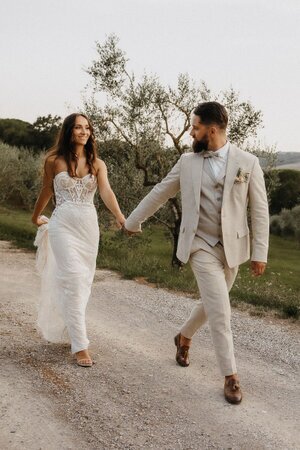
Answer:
[
  {"left": 44, "top": 156, "right": 67, "bottom": 178},
  {"left": 44, "top": 155, "right": 57, "bottom": 176},
  {"left": 94, "top": 158, "right": 107, "bottom": 175}
]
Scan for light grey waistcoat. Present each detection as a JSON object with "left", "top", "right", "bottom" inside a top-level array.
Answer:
[{"left": 196, "top": 159, "right": 225, "bottom": 246}]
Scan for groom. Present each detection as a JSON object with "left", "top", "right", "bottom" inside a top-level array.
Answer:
[{"left": 124, "top": 102, "right": 269, "bottom": 404}]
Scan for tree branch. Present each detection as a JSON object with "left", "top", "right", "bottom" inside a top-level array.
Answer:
[
  {"left": 152, "top": 214, "right": 173, "bottom": 231},
  {"left": 109, "top": 117, "right": 135, "bottom": 148}
]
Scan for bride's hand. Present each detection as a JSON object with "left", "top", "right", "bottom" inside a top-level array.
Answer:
[
  {"left": 33, "top": 215, "right": 49, "bottom": 227},
  {"left": 115, "top": 214, "right": 126, "bottom": 230}
]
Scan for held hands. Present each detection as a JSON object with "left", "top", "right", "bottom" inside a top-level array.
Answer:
[
  {"left": 115, "top": 214, "right": 126, "bottom": 230},
  {"left": 251, "top": 261, "right": 266, "bottom": 277},
  {"left": 122, "top": 225, "right": 139, "bottom": 236},
  {"left": 114, "top": 213, "right": 139, "bottom": 236}
]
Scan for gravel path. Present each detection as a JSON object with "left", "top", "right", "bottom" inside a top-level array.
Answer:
[{"left": 0, "top": 241, "right": 299, "bottom": 450}]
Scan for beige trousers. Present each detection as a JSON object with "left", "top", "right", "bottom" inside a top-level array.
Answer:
[{"left": 180, "top": 236, "right": 238, "bottom": 376}]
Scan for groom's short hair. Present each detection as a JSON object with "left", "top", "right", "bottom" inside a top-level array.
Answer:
[{"left": 193, "top": 102, "right": 228, "bottom": 130}]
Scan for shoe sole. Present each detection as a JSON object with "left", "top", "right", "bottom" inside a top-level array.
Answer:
[
  {"left": 76, "top": 360, "right": 94, "bottom": 367},
  {"left": 224, "top": 396, "right": 242, "bottom": 404},
  {"left": 174, "top": 335, "right": 179, "bottom": 347}
]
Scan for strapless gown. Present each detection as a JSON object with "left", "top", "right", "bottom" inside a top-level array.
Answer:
[{"left": 34, "top": 171, "right": 99, "bottom": 353}]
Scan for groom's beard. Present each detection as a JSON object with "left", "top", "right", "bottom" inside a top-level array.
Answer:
[{"left": 192, "top": 135, "right": 209, "bottom": 153}]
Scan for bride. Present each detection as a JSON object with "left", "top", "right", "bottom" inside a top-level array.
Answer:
[{"left": 32, "top": 113, "right": 125, "bottom": 367}]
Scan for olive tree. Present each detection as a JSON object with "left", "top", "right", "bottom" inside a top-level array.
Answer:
[{"left": 85, "top": 34, "right": 270, "bottom": 267}]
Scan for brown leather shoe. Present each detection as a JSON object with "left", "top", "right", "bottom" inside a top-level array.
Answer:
[
  {"left": 174, "top": 333, "right": 190, "bottom": 367},
  {"left": 224, "top": 378, "right": 242, "bottom": 404}
]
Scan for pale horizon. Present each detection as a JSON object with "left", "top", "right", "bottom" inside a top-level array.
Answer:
[{"left": 0, "top": 0, "right": 299, "bottom": 152}]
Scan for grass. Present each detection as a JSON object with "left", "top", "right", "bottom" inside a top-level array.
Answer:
[
  {"left": 231, "top": 240, "right": 300, "bottom": 319},
  {"left": 98, "top": 227, "right": 198, "bottom": 293},
  {"left": 0, "top": 206, "right": 299, "bottom": 319},
  {"left": 0, "top": 206, "right": 36, "bottom": 249}
]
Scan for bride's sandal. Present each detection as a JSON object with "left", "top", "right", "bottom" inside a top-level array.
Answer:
[
  {"left": 76, "top": 358, "right": 93, "bottom": 367},
  {"left": 75, "top": 350, "right": 94, "bottom": 367}
]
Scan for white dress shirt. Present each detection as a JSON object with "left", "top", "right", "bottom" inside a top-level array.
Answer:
[{"left": 207, "top": 141, "right": 229, "bottom": 179}]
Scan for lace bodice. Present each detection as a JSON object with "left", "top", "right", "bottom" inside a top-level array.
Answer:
[{"left": 53, "top": 171, "right": 97, "bottom": 207}]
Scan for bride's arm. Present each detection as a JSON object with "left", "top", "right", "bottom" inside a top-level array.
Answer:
[
  {"left": 31, "top": 158, "right": 55, "bottom": 226},
  {"left": 96, "top": 159, "right": 125, "bottom": 228}
]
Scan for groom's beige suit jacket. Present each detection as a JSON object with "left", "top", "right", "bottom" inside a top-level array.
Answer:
[{"left": 125, "top": 144, "right": 269, "bottom": 268}]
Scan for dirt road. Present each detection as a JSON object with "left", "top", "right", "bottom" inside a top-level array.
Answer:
[{"left": 0, "top": 241, "right": 299, "bottom": 450}]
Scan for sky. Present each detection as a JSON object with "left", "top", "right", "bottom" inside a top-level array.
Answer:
[{"left": 0, "top": 0, "right": 299, "bottom": 152}]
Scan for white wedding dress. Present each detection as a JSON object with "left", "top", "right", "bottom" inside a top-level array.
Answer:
[{"left": 34, "top": 171, "right": 99, "bottom": 353}]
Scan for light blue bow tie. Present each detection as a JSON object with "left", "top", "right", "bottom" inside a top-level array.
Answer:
[{"left": 203, "top": 151, "right": 220, "bottom": 158}]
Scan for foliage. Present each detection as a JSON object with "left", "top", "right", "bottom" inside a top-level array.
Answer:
[
  {"left": 269, "top": 169, "right": 300, "bottom": 215},
  {"left": 0, "top": 115, "right": 62, "bottom": 152},
  {"left": 221, "top": 88, "right": 263, "bottom": 146},
  {"left": 244, "top": 142, "right": 279, "bottom": 204},
  {"left": 270, "top": 205, "right": 300, "bottom": 244},
  {"left": 0, "top": 142, "right": 43, "bottom": 209},
  {"left": 85, "top": 34, "right": 271, "bottom": 266},
  {"left": 31, "top": 114, "right": 62, "bottom": 150},
  {"left": 96, "top": 139, "right": 146, "bottom": 226},
  {"left": 0, "top": 118, "right": 33, "bottom": 148}
]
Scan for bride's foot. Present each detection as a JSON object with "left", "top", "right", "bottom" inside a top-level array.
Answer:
[{"left": 75, "top": 349, "right": 93, "bottom": 367}]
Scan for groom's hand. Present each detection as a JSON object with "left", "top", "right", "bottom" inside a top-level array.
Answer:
[
  {"left": 251, "top": 261, "right": 266, "bottom": 277},
  {"left": 122, "top": 225, "right": 139, "bottom": 236}
]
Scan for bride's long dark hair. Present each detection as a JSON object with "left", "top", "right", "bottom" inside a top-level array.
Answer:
[{"left": 45, "top": 113, "right": 98, "bottom": 176}]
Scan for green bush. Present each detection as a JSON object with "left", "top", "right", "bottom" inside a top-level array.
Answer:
[
  {"left": 270, "top": 205, "right": 300, "bottom": 244},
  {"left": 0, "top": 116, "right": 61, "bottom": 151},
  {"left": 269, "top": 215, "right": 281, "bottom": 236},
  {"left": 280, "top": 209, "right": 295, "bottom": 237},
  {"left": 269, "top": 169, "right": 300, "bottom": 214},
  {"left": 0, "top": 142, "right": 43, "bottom": 210}
]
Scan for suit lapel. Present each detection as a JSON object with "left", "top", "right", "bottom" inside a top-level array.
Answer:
[
  {"left": 191, "top": 153, "right": 203, "bottom": 211},
  {"left": 223, "top": 144, "right": 240, "bottom": 201},
  {"left": 191, "top": 144, "right": 240, "bottom": 209}
]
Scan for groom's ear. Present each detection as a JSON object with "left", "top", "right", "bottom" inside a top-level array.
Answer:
[
  {"left": 209, "top": 125, "right": 217, "bottom": 136},
  {"left": 210, "top": 124, "right": 222, "bottom": 136}
]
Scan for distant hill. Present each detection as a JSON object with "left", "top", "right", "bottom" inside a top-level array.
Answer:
[{"left": 275, "top": 152, "right": 300, "bottom": 171}]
